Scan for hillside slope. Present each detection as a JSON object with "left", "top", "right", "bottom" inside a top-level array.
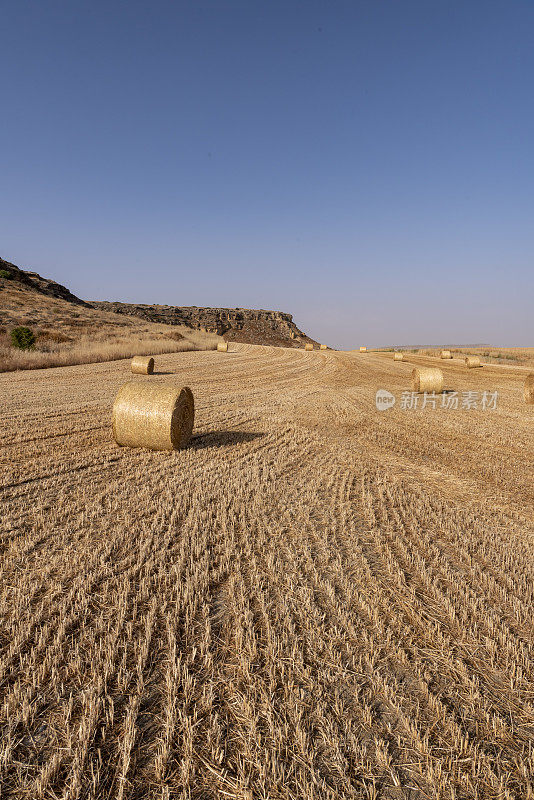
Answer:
[
  {"left": 0, "top": 256, "right": 89, "bottom": 306},
  {"left": 0, "top": 258, "right": 219, "bottom": 371},
  {"left": 0, "top": 256, "right": 315, "bottom": 348}
]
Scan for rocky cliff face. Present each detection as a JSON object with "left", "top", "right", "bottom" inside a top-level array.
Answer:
[
  {"left": 0, "top": 257, "right": 90, "bottom": 307},
  {"left": 90, "top": 301, "right": 314, "bottom": 347}
]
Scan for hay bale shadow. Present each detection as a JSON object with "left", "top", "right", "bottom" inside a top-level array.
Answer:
[{"left": 190, "top": 431, "right": 265, "bottom": 450}]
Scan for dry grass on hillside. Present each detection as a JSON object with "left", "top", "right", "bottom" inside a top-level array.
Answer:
[
  {"left": 0, "top": 328, "right": 219, "bottom": 372},
  {"left": 1, "top": 345, "right": 533, "bottom": 798},
  {"left": 0, "top": 283, "right": 219, "bottom": 371}
]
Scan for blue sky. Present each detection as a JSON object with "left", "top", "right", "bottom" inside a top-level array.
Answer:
[{"left": 1, "top": 1, "right": 532, "bottom": 348}]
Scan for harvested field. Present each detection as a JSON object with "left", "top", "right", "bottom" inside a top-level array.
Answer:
[
  {"left": 404, "top": 347, "right": 534, "bottom": 368},
  {"left": 1, "top": 345, "right": 533, "bottom": 799}
]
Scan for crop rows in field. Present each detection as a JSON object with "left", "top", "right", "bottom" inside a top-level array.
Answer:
[{"left": 0, "top": 345, "right": 533, "bottom": 798}]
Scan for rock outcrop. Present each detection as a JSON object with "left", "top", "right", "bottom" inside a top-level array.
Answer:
[
  {"left": 90, "top": 302, "right": 314, "bottom": 347},
  {"left": 0, "top": 257, "right": 89, "bottom": 307}
]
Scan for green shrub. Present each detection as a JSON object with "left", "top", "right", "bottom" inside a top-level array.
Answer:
[
  {"left": 11, "top": 326, "right": 36, "bottom": 350},
  {"left": 0, "top": 269, "right": 12, "bottom": 279}
]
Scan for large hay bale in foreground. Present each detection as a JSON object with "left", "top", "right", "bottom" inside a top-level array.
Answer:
[
  {"left": 412, "top": 367, "right": 444, "bottom": 393},
  {"left": 465, "top": 356, "right": 482, "bottom": 368},
  {"left": 131, "top": 356, "right": 154, "bottom": 375},
  {"left": 524, "top": 373, "right": 534, "bottom": 405},
  {"left": 440, "top": 350, "right": 452, "bottom": 359},
  {"left": 217, "top": 342, "right": 228, "bottom": 352},
  {"left": 112, "top": 383, "right": 194, "bottom": 450},
  {"left": 305, "top": 343, "right": 313, "bottom": 351},
  {"left": 393, "top": 352, "right": 404, "bottom": 361},
  {"left": 320, "top": 344, "right": 327, "bottom": 350}
]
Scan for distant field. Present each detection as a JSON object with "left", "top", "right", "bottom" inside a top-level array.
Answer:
[
  {"left": 371, "top": 346, "right": 534, "bottom": 367},
  {"left": 1, "top": 345, "right": 533, "bottom": 798}
]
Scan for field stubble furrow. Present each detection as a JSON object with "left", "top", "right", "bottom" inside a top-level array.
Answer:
[
  {"left": 250, "top": 460, "right": 528, "bottom": 796},
  {"left": 0, "top": 344, "right": 532, "bottom": 798}
]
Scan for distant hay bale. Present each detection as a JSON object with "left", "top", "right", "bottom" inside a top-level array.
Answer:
[
  {"left": 359, "top": 346, "right": 367, "bottom": 352},
  {"left": 393, "top": 352, "right": 404, "bottom": 361},
  {"left": 465, "top": 356, "right": 482, "bottom": 368},
  {"left": 320, "top": 344, "right": 327, "bottom": 350},
  {"left": 113, "top": 383, "right": 194, "bottom": 451},
  {"left": 305, "top": 343, "right": 313, "bottom": 351},
  {"left": 131, "top": 356, "right": 154, "bottom": 374},
  {"left": 524, "top": 373, "right": 534, "bottom": 404},
  {"left": 217, "top": 342, "right": 228, "bottom": 352},
  {"left": 440, "top": 350, "right": 452, "bottom": 359},
  {"left": 412, "top": 367, "right": 444, "bottom": 393}
]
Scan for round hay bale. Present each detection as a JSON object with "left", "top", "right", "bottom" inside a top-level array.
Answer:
[
  {"left": 524, "top": 373, "right": 534, "bottom": 405},
  {"left": 440, "top": 350, "right": 452, "bottom": 359},
  {"left": 320, "top": 344, "right": 327, "bottom": 350},
  {"left": 131, "top": 356, "right": 154, "bottom": 375},
  {"left": 465, "top": 356, "right": 482, "bottom": 368},
  {"left": 217, "top": 341, "right": 228, "bottom": 352},
  {"left": 393, "top": 352, "right": 404, "bottom": 361},
  {"left": 411, "top": 367, "right": 444, "bottom": 393},
  {"left": 304, "top": 343, "right": 313, "bottom": 351},
  {"left": 113, "top": 383, "right": 194, "bottom": 451}
]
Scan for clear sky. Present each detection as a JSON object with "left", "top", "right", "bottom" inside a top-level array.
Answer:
[{"left": 1, "top": 1, "right": 532, "bottom": 348}]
